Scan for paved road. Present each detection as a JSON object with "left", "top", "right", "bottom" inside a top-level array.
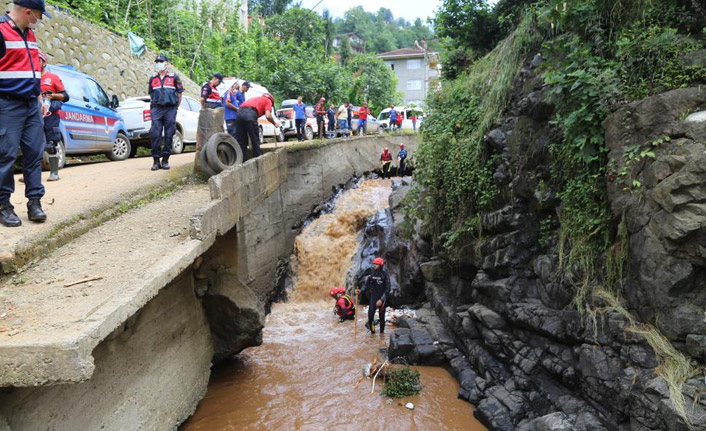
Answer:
[{"left": 2, "top": 153, "right": 195, "bottom": 257}]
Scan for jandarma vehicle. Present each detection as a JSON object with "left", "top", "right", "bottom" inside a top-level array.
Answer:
[{"left": 44, "top": 65, "right": 131, "bottom": 169}]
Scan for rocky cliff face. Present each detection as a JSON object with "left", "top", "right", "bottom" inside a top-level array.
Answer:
[{"left": 361, "top": 57, "right": 706, "bottom": 430}]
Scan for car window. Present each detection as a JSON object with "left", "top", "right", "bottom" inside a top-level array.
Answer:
[
  {"left": 85, "top": 78, "right": 110, "bottom": 108},
  {"left": 55, "top": 71, "right": 89, "bottom": 102},
  {"left": 186, "top": 98, "right": 201, "bottom": 112},
  {"left": 378, "top": 111, "right": 389, "bottom": 121}
]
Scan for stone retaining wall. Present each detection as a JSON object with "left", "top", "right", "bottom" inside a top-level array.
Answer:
[{"left": 31, "top": 4, "right": 200, "bottom": 99}]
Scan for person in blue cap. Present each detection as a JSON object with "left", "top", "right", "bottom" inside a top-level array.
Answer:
[
  {"left": 201, "top": 73, "right": 223, "bottom": 109},
  {"left": 0, "top": 0, "right": 52, "bottom": 227},
  {"left": 147, "top": 54, "right": 184, "bottom": 171}
]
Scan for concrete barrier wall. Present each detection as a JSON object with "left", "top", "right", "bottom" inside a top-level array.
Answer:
[{"left": 0, "top": 272, "right": 213, "bottom": 431}]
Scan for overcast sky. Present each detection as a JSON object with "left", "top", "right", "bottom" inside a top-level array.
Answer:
[{"left": 298, "top": 0, "right": 443, "bottom": 24}]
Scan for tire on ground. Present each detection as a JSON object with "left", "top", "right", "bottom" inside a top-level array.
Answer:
[
  {"left": 205, "top": 132, "right": 243, "bottom": 174},
  {"left": 198, "top": 144, "right": 218, "bottom": 178}
]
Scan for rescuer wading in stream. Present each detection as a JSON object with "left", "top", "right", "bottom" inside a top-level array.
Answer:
[{"left": 356, "top": 257, "right": 391, "bottom": 334}]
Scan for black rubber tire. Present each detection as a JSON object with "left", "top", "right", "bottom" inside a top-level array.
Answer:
[
  {"left": 198, "top": 146, "right": 218, "bottom": 178},
  {"left": 205, "top": 132, "right": 243, "bottom": 174},
  {"left": 107, "top": 133, "right": 131, "bottom": 161}
]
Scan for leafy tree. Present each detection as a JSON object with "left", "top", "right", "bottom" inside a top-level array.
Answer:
[
  {"left": 249, "top": 0, "right": 292, "bottom": 16},
  {"left": 339, "top": 35, "right": 351, "bottom": 66},
  {"left": 435, "top": 0, "right": 500, "bottom": 78},
  {"left": 265, "top": 7, "right": 324, "bottom": 49},
  {"left": 347, "top": 54, "right": 399, "bottom": 113}
]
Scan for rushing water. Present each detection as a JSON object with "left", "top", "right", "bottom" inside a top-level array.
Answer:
[{"left": 181, "top": 179, "right": 487, "bottom": 431}]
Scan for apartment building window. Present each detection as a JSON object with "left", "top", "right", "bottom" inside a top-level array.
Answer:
[
  {"left": 407, "top": 59, "right": 421, "bottom": 70},
  {"left": 406, "top": 79, "right": 422, "bottom": 91}
]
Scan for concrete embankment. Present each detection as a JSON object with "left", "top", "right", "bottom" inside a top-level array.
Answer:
[{"left": 0, "top": 135, "right": 417, "bottom": 430}]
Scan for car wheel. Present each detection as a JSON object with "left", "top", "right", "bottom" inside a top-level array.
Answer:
[
  {"left": 259, "top": 127, "right": 264, "bottom": 144},
  {"left": 107, "top": 133, "right": 131, "bottom": 161},
  {"left": 41, "top": 139, "right": 66, "bottom": 170},
  {"left": 305, "top": 126, "right": 314, "bottom": 141},
  {"left": 171, "top": 130, "right": 184, "bottom": 154}
]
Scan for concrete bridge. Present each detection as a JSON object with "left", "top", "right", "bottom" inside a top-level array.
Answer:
[{"left": 0, "top": 135, "right": 416, "bottom": 431}]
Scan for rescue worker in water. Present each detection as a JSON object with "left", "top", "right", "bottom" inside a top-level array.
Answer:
[
  {"left": 329, "top": 286, "right": 355, "bottom": 322},
  {"left": 356, "top": 257, "right": 391, "bottom": 334}
]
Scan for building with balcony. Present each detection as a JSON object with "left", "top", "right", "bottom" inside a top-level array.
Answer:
[{"left": 377, "top": 48, "right": 440, "bottom": 106}]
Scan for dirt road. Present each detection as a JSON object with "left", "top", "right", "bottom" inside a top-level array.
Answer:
[{"left": 2, "top": 153, "right": 195, "bottom": 259}]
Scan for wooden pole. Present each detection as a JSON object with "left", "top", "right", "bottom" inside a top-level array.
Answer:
[{"left": 354, "top": 292, "right": 359, "bottom": 338}]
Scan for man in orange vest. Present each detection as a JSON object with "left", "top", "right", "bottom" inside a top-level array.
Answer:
[{"left": 0, "top": 0, "right": 51, "bottom": 227}]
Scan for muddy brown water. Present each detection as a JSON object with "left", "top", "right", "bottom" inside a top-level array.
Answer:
[{"left": 181, "top": 179, "right": 487, "bottom": 431}]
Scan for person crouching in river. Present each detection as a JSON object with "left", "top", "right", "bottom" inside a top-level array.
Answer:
[
  {"left": 356, "top": 257, "right": 391, "bottom": 334},
  {"left": 330, "top": 286, "right": 355, "bottom": 322}
]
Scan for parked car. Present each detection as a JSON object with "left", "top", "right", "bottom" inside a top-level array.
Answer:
[
  {"left": 45, "top": 65, "right": 131, "bottom": 168},
  {"left": 117, "top": 95, "right": 201, "bottom": 157},
  {"left": 217, "top": 78, "right": 285, "bottom": 142},
  {"left": 377, "top": 106, "right": 424, "bottom": 130},
  {"left": 276, "top": 99, "right": 320, "bottom": 140}
]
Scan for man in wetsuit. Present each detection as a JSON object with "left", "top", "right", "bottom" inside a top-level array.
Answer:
[{"left": 356, "top": 257, "right": 390, "bottom": 334}]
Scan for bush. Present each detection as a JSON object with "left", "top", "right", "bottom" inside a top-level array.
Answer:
[{"left": 382, "top": 366, "right": 421, "bottom": 398}]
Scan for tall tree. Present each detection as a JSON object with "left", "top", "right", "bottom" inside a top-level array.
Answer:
[{"left": 339, "top": 35, "right": 351, "bottom": 66}]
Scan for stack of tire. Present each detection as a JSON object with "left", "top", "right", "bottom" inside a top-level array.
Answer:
[{"left": 199, "top": 132, "right": 244, "bottom": 177}]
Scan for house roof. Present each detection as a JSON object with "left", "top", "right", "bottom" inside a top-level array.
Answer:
[{"left": 377, "top": 48, "right": 435, "bottom": 59}]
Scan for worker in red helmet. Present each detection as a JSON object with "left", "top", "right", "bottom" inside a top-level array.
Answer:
[
  {"left": 330, "top": 286, "right": 355, "bottom": 322},
  {"left": 236, "top": 92, "right": 280, "bottom": 162},
  {"left": 380, "top": 147, "right": 393, "bottom": 179},
  {"left": 356, "top": 257, "right": 391, "bottom": 334}
]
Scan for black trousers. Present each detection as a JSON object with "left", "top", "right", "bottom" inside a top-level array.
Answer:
[
  {"left": 295, "top": 119, "right": 306, "bottom": 141},
  {"left": 316, "top": 116, "right": 324, "bottom": 138},
  {"left": 235, "top": 107, "right": 261, "bottom": 162},
  {"left": 150, "top": 105, "right": 177, "bottom": 158},
  {"left": 367, "top": 297, "right": 387, "bottom": 333}
]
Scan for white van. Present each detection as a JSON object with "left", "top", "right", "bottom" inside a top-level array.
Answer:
[
  {"left": 217, "top": 78, "right": 285, "bottom": 142},
  {"left": 377, "top": 106, "right": 424, "bottom": 130}
]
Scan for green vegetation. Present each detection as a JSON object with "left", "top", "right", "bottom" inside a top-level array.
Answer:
[
  {"left": 382, "top": 366, "right": 422, "bottom": 398},
  {"left": 47, "top": 1, "right": 405, "bottom": 111},
  {"left": 411, "top": 0, "right": 706, "bottom": 425}
]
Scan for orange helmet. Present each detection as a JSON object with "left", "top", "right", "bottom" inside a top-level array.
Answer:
[
  {"left": 400, "top": 143, "right": 405, "bottom": 148},
  {"left": 372, "top": 257, "right": 385, "bottom": 266},
  {"left": 263, "top": 93, "right": 275, "bottom": 105},
  {"left": 329, "top": 287, "right": 339, "bottom": 297}
]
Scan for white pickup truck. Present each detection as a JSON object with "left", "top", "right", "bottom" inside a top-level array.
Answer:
[{"left": 117, "top": 95, "right": 201, "bottom": 157}]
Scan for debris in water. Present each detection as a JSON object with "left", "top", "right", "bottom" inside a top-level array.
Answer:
[{"left": 405, "top": 403, "right": 415, "bottom": 410}]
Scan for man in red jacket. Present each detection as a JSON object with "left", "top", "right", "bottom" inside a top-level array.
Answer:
[{"left": 235, "top": 93, "right": 280, "bottom": 161}]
